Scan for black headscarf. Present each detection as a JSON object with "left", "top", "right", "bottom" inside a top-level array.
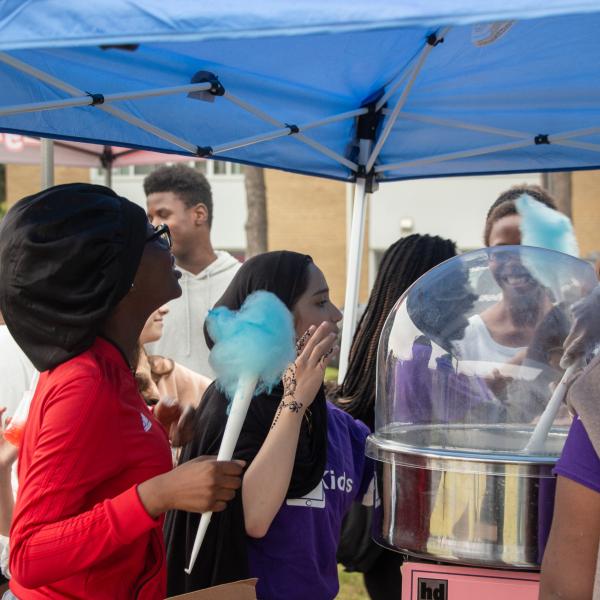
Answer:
[
  {"left": 164, "top": 251, "right": 329, "bottom": 595},
  {"left": 0, "top": 183, "right": 147, "bottom": 371}
]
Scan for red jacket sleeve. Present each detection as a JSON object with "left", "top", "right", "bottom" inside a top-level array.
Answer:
[{"left": 10, "top": 374, "right": 159, "bottom": 589}]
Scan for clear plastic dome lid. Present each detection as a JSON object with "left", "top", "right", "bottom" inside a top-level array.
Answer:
[{"left": 371, "top": 246, "right": 598, "bottom": 465}]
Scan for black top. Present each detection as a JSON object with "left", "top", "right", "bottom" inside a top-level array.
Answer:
[{"left": 164, "top": 251, "right": 328, "bottom": 595}]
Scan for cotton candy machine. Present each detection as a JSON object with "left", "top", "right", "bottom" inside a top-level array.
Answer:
[{"left": 366, "top": 246, "right": 597, "bottom": 573}]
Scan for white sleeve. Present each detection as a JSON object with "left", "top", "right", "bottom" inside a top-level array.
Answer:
[{"left": 0, "top": 534, "right": 10, "bottom": 579}]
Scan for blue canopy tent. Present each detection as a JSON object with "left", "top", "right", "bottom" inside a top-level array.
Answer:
[{"left": 1, "top": 0, "right": 599, "bottom": 380}]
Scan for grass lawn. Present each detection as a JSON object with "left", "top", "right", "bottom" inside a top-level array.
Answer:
[
  {"left": 325, "top": 366, "right": 339, "bottom": 383},
  {"left": 337, "top": 565, "right": 369, "bottom": 599}
]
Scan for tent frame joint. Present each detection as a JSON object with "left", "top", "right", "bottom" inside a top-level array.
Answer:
[
  {"left": 100, "top": 146, "right": 114, "bottom": 168},
  {"left": 353, "top": 99, "right": 385, "bottom": 182},
  {"left": 355, "top": 164, "right": 378, "bottom": 192},
  {"left": 285, "top": 123, "right": 300, "bottom": 135},
  {"left": 196, "top": 146, "right": 213, "bottom": 157},
  {"left": 427, "top": 32, "right": 445, "bottom": 46},
  {"left": 208, "top": 78, "right": 225, "bottom": 97},
  {"left": 190, "top": 70, "right": 225, "bottom": 97},
  {"left": 357, "top": 99, "right": 384, "bottom": 141},
  {"left": 535, "top": 134, "right": 550, "bottom": 145},
  {"left": 86, "top": 92, "right": 105, "bottom": 106}
]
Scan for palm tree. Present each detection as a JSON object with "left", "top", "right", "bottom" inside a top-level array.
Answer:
[
  {"left": 542, "top": 172, "right": 572, "bottom": 217},
  {"left": 244, "top": 165, "right": 268, "bottom": 258}
]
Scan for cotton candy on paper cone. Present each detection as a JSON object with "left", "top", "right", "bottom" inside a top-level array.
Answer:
[
  {"left": 516, "top": 194, "right": 582, "bottom": 453},
  {"left": 185, "top": 291, "right": 296, "bottom": 573}
]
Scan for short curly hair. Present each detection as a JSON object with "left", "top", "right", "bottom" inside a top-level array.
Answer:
[
  {"left": 484, "top": 185, "right": 557, "bottom": 246},
  {"left": 144, "top": 164, "right": 213, "bottom": 227}
]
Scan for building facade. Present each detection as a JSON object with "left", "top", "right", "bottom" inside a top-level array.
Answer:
[{"left": 6, "top": 162, "right": 600, "bottom": 307}]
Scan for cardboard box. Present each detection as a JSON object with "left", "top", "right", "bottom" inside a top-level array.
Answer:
[{"left": 167, "top": 578, "right": 257, "bottom": 600}]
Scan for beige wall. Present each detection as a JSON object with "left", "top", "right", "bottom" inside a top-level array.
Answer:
[
  {"left": 265, "top": 170, "right": 369, "bottom": 308},
  {"left": 5, "top": 163, "right": 368, "bottom": 307},
  {"left": 6, "top": 164, "right": 90, "bottom": 207},
  {"left": 573, "top": 171, "right": 600, "bottom": 257}
]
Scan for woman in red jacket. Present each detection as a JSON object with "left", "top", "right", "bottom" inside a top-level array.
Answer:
[{"left": 0, "top": 183, "right": 244, "bottom": 600}]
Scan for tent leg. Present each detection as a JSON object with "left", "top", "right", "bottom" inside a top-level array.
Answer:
[
  {"left": 41, "top": 138, "right": 54, "bottom": 189},
  {"left": 104, "top": 165, "right": 113, "bottom": 188},
  {"left": 338, "top": 169, "right": 369, "bottom": 384}
]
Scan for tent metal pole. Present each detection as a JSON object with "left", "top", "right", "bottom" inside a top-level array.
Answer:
[
  {"left": 552, "top": 127, "right": 600, "bottom": 141},
  {"left": 393, "top": 111, "right": 531, "bottom": 139},
  {"left": 0, "top": 82, "right": 213, "bottom": 118},
  {"left": 366, "top": 27, "right": 450, "bottom": 174},
  {"left": 376, "top": 139, "right": 532, "bottom": 173},
  {"left": 553, "top": 139, "right": 600, "bottom": 153},
  {"left": 210, "top": 108, "right": 368, "bottom": 155},
  {"left": 41, "top": 138, "right": 54, "bottom": 189},
  {"left": 375, "top": 69, "right": 412, "bottom": 112},
  {"left": 224, "top": 91, "right": 359, "bottom": 171},
  {"left": 211, "top": 127, "right": 299, "bottom": 154},
  {"left": 101, "top": 145, "right": 114, "bottom": 187},
  {"left": 292, "top": 134, "right": 359, "bottom": 171},
  {"left": 0, "top": 52, "right": 199, "bottom": 155},
  {"left": 0, "top": 96, "right": 105, "bottom": 117},
  {"left": 2, "top": 51, "right": 362, "bottom": 171},
  {"left": 338, "top": 138, "right": 372, "bottom": 384},
  {"left": 0, "top": 52, "right": 81, "bottom": 95},
  {"left": 104, "top": 165, "right": 113, "bottom": 188},
  {"left": 300, "top": 108, "right": 369, "bottom": 131},
  {"left": 100, "top": 105, "right": 199, "bottom": 153}
]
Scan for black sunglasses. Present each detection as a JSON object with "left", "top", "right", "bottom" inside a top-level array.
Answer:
[{"left": 147, "top": 223, "right": 172, "bottom": 249}]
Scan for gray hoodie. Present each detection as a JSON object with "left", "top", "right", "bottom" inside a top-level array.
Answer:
[{"left": 147, "top": 251, "right": 241, "bottom": 377}]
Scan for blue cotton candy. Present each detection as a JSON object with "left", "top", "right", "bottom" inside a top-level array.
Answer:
[
  {"left": 206, "top": 290, "right": 296, "bottom": 403},
  {"left": 516, "top": 193, "right": 579, "bottom": 257}
]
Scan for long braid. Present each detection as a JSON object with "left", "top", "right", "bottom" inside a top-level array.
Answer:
[{"left": 334, "top": 234, "right": 456, "bottom": 430}]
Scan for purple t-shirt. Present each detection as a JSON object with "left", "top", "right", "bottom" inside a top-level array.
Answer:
[
  {"left": 247, "top": 402, "right": 372, "bottom": 600},
  {"left": 554, "top": 416, "right": 600, "bottom": 493}
]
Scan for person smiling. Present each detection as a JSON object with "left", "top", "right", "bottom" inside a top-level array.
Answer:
[
  {"left": 455, "top": 186, "right": 558, "bottom": 364},
  {"left": 0, "top": 184, "right": 243, "bottom": 600}
]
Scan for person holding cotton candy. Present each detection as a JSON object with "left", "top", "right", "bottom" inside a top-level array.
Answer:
[
  {"left": 0, "top": 184, "right": 244, "bottom": 600},
  {"left": 165, "top": 251, "right": 374, "bottom": 600}
]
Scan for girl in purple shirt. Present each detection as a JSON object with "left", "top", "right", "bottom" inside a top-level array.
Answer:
[{"left": 165, "top": 251, "right": 373, "bottom": 600}]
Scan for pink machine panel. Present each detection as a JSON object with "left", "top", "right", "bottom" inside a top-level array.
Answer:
[{"left": 402, "top": 561, "right": 540, "bottom": 600}]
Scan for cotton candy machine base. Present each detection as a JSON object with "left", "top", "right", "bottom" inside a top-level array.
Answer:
[
  {"left": 367, "top": 424, "right": 562, "bottom": 570},
  {"left": 401, "top": 561, "right": 539, "bottom": 600}
]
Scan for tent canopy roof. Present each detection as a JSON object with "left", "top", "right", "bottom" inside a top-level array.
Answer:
[
  {"left": 1, "top": 1, "right": 599, "bottom": 182},
  {"left": 2, "top": 1, "right": 599, "bottom": 49}
]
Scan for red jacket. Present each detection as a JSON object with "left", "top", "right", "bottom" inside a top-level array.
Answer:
[{"left": 10, "top": 338, "right": 173, "bottom": 599}]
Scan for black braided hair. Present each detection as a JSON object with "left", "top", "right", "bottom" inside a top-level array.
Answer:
[{"left": 334, "top": 234, "right": 457, "bottom": 430}]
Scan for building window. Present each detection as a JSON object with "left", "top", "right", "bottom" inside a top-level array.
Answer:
[
  {"left": 193, "top": 161, "right": 207, "bottom": 174},
  {"left": 92, "top": 159, "right": 244, "bottom": 180},
  {"left": 133, "top": 164, "right": 160, "bottom": 176},
  {"left": 213, "top": 160, "right": 228, "bottom": 175}
]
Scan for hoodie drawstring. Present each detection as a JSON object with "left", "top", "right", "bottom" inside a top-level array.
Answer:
[{"left": 184, "top": 276, "right": 191, "bottom": 357}]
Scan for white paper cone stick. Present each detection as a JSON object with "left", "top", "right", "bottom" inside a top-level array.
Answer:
[
  {"left": 523, "top": 362, "right": 580, "bottom": 453},
  {"left": 185, "top": 373, "right": 259, "bottom": 574}
]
